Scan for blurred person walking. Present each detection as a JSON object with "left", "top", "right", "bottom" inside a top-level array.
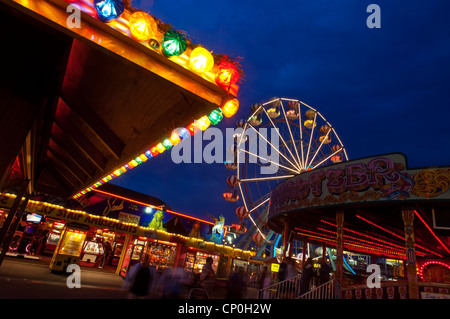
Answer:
[
  {"left": 200, "top": 257, "right": 216, "bottom": 298},
  {"left": 226, "top": 266, "right": 247, "bottom": 299},
  {"left": 299, "top": 257, "right": 315, "bottom": 296},
  {"left": 121, "top": 254, "right": 157, "bottom": 298},
  {"left": 258, "top": 266, "right": 272, "bottom": 299},
  {"left": 158, "top": 266, "right": 189, "bottom": 299}
]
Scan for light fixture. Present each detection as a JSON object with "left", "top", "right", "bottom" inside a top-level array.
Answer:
[
  {"left": 161, "top": 30, "right": 187, "bottom": 57},
  {"left": 93, "top": 0, "right": 125, "bottom": 23},
  {"left": 129, "top": 11, "right": 158, "bottom": 42},
  {"left": 189, "top": 47, "right": 214, "bottom": 73},
  {"left": 215, "top": 61, "right": 239, "bottom": 90},
  {"left": 208, "top": 108, "right": 223, "bottom": 125},
  {"left": 221, "top": 99, "right": 239, "bottom": 118}
]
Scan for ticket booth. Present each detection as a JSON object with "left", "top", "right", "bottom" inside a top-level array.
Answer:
[{"left": 49, "top": 222, "right": 89, "bottom": 272}]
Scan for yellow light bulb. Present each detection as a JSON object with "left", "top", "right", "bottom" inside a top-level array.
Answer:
[
  {"left": 189, "top": 47, "right": 214, "bottom": 73},
  {"left": 196, "top": 116, "right": 211, "bottom": 131}
]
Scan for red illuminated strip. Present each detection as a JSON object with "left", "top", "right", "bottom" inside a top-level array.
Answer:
[
  {"left": 355, "top": 214, "right": 444, "bottom": 257},
  {"left": 94, "top": 189, "right": 214, "bottom": 225},
  {"left": 315, "top": 226, "right": 425, "bottom": 257},
  {"left": 355, "top": 214, "right": 405, "bottom": 241},
  {"left": 414, "top": 209, "right": 450, "bottom": 255},
  {"left": 294, "top": 227, "right": 409, "bottom": 257},
  {"left": 294, "top": 229, "right": 406, "bottom": 259},
  {"left": 321, "top": 219, "right": 441, "bottom": 257}
]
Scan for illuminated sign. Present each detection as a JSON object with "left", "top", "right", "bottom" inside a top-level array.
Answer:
[
  {"left": 271, "top": 263, "right": 280, "bottom": 272},
  {"left": 270, "top": 153, "right": 450, "bottom": 217}
]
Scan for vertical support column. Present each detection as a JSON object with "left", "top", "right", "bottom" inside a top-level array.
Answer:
[
  {"left": 402, "top": 207, "right": 419, "bottom": 299},
  {"left": 282, "top": 220, "right": 289, "bottom": 257},
  {"left": 115, "top": 233, "right": 132, "bottom": 275},
  {"left": 336, "top": 210, "right": 344, "bottom": 299},
  {"left": 287, "top": 231, "right": 293, "bottom": 257}
]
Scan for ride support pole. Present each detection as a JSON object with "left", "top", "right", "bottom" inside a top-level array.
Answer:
[
  {"left": 335, "top": 210, "right": 344, "bottom": 299},
  {"left": 282, "top": 221, "right": 289, "bottom": 257},
  {"left": 402, "top": 207, "right": 419, "bottom": 299}
]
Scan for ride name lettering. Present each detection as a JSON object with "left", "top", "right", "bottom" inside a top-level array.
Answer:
[{"left": 272, "top": 157, "right": 404, "bottom": 205}]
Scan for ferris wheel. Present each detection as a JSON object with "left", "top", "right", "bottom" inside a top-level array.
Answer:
[{"left": 223, "top": 97, "right": 349, "bottom": 252}]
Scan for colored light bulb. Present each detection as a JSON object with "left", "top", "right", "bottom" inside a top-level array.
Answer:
[
  {"left": 128, "top": 11, "right": 158, "bottom": 42},
  {"left": 94, "top": 0, "right": 124, "bottom": 23},
  {"left": 186, "top": 123, "right": 199, "bottom": 136},
  {"left": 189, "top": 47, "right": 214, "bottom": 73},
  {"left": 215, "top": 61, "right": 239, "bottom": 90},
  {"left": 150, "top": 147, "right": 159, "bottom": 156},
  {"left": 208, "top": 108, "right": 224, "bottom": 125},
  {"left": 169, "top": 132, "right": 181, "bottom": 145},
  {"left": 161, "top": 30, "right": 187, "bottom": 57},
  {"left": 162, "top": 139, "right": 173, "bottom": 150},
  {"left": 178, "top": 128, "right": 190, "bottom": 140},
  {"left": 156, "top": 143, "right": 166, "bottom": 153},
  {"left": 196, "top": 116, "right": 211, "bottom": 131},
  {"left": 221, "top": 99, "right": 239, "bottom": 118}
]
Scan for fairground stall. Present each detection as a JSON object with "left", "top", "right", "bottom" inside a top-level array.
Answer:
[
  {"left": 0, "top": 183, "right": 254, "bottom": 277},
  {"left": 0, "top": 0, "right": 243, "bottom": 269},
  {"left": 267, "top": 153, "right": 450, "bottom": 299}
]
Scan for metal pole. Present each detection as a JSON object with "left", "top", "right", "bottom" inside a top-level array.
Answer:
[{"left": 0, "top": 193, "right": 30, "bottom": 268}]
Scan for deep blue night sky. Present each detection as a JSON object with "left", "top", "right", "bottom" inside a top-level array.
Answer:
[{"left": 111, "top": 1, "right": 450, "bottom": 225}]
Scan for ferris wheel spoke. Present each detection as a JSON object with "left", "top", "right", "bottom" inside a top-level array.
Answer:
[
  {"left": 332, "top": 128, "right": 349, "bottom": 161},
  {"left": 298, "top": 102, "right": 306, "bottom": 169},
  {"left": 280, "top": 100, "right": 303, "bottom": 171},
  {"left": 261, "top": 106, "right": 302, "bottom": 171},
  {"left": 311, "top": 148, "right": 343, "bottom": 169},
  {"left": 247, "top": 197, "right": 271, "bottom": 214},
  {"left": 238, "top": 183, "right": 266, "bottom": 240},
  {"left": 307, "top": 128, "right": 332, "bottom": 168},
  {"left": 239, "top": 174, "right": 295, "bottom": 183},
  {"left": 246, "top": 124, "right": 300, "bottom": 172},
  {"left": 304, "top": 112, "right": 317, "bottom": 168},
  {"left": 239, "top": 148, "right": 301, "bottom": 175}
]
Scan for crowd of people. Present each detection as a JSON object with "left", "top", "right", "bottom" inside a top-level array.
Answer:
[{"left": 120, "top": 254, "right": 334, "bottom": 299}]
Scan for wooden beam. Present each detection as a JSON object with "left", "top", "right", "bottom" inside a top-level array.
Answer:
[
  {"left": 47, "top": 146, "right": 88, "bottom": 185},
  {"left": 43, "top": 163, "right": 72, "bottom": 196},
  {"left": 60, "top": 79, "right": 124, "bottom": 159},
  {"left": 54, "top": 100, "right": 108, "bottom": 171},
  {"left": 34, "top": 38, "right": 74, "bottom": 187},
  {"left": 46, "top": 157, "right": 81, "bottom": 190},
  {"left": 49, "top": 134, "right": 98, "bottom": 179},
  {"left": 51, "top": 123, "right": 105, "bottom": 173}
]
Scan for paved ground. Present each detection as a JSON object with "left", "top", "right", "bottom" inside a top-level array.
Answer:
[
  {"left": 0, "top": 255, "right": 229, "bottom": 299},
  {"left": 0, "top": 255, "right": 125, "bottom": 299}
]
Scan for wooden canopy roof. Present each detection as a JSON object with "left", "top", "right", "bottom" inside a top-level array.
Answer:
[{"left": 0, "top": 0, "right": 237, "bottom": 199}]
